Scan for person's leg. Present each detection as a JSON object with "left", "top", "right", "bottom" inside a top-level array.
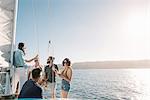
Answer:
[
  {"left": 28, "top": 71, "right": 31, "bottom": 80},
  {"left": 19, "top": 67, "right": 27, "bottom": 90},
  {"left": 42, "top": 82, "right": 49, "bottom": 99},
  {"left": 61, "top": 89, "right": 68, "bottom": 98},
  {"left": 15, "top": 81, "right": 19, "bottom": 93},
  {"left": 61, "top": 80, "right": 70, "bottom": 99},
  {"left": 46, "top": 82, "right": 54, "bottom": 98},
  {"left": 13, "top": 68, "right": 20, "bottom": 94},
  {"left": 50, "top": 83, "right": 56, "bottom": 98}
]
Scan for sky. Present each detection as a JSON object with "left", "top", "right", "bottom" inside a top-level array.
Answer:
[{"left": 16, "top": 0, "right": 150, "bottom": 64}]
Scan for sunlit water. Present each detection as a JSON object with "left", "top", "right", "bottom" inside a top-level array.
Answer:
[{"left": 43, "top": 69, "right": 150, "bottom": 100}]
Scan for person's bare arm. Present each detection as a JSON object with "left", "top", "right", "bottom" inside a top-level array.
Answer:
[
  {"left": 67, "top": 68, "right": 72, "bottom": 81},
  {"left": 25, "top": 55, "right": 38, "bottom": 62},
  {"left": 28, "top": 71, "right": 31, "bottom": 80}
]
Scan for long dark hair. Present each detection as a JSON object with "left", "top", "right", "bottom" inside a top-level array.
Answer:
[
  {"left": 18, "top": 42, "right": 25, "bottom": 55},
  {"left": 62, "top": 58, "right": 71, "bottom": 66}
]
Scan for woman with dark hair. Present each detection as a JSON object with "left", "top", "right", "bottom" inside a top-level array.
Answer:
[
  {"left": 57, "top": 58, "right": 72, "bottom": 98},
  {"left": 13, "top": 42, "right": 38, "bottom": 95},
  {"left": 28, "top": 58, "right": 43, "bottom": 80}
]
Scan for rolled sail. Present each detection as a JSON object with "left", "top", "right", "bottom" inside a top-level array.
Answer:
[{"left": 0, "top": 0, "right": 16, "bottom": 67}]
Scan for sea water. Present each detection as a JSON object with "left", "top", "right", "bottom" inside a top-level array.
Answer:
[{"left": 44, "top": 69, "right": 150, "bottom": 100}]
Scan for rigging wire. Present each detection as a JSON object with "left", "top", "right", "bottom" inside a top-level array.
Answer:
[{"left": 31, "top": 0, "right": 40, "bottom": 57}]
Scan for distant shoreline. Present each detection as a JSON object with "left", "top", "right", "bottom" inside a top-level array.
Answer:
[
  {"left": 68, "top": 60, "right": 150, "bottom": 69},
  {"left": 71, "top": 67, "right": 150, "bottom": 69}
]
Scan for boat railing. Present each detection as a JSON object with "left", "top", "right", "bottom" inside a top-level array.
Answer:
[{"left": 0, "top": 67, "right": 11, "bottom": 96}]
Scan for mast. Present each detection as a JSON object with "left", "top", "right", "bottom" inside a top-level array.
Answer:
[
  {"left": 10, "top": 0, "right": 18, "bottom": 68},
  {"left": 10, "top": 0, "right": 19, "bottom": 95}
]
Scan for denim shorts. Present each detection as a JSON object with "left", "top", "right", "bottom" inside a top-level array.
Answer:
[{"left": 61, "top": 79, "right": 70, "bottom": 92}]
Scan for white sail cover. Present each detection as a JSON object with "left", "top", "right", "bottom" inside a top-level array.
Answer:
[{"left": 0, "top": 0, "right": 15, "bottom": 67}]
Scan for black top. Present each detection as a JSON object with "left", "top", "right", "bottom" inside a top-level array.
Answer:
[
  {"left": 18, "top": 79, "right": 42, "bottom": 99},
  {"left": 44, "top": 64, "right": 58, "bottom": 83}
]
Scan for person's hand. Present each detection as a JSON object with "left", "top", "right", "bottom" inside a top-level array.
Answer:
[
  {"left": 44, "top": 75, "right": 48, "bottom": 81},
  {"left": 57, "top": 71, "right": 61, "bottom": 75},
  {"left": 59, "top": 74, "right": 64, "bottom": 79},
  {"left": 55, "top": 70, "right": 61, "bottom": 75},
  {"left": 38, "top": 77, "right": 47, "bottom": 85}
]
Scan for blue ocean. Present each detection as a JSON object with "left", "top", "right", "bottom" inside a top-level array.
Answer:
[{"left": 42, "top": 69, "right": 150, "bottom": 100}]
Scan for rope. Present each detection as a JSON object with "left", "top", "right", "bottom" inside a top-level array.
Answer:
[
  {"left": 47, "top": 0, "right": 54, "bottom": 57},
  {"left": 47, "top": 40, "right": 50, "bottom": 56},
  {"left": 31, "top": 1, "right": 56, "bottom": 93},
  {"left": 31, "top": 0, "right": 40, "bottom": 56},
  {"left": 47, "top": 0, "right": 56, "bottom": 90},
  {"left": 48, "top": 40, "right": 54, "bottom": 57}
]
